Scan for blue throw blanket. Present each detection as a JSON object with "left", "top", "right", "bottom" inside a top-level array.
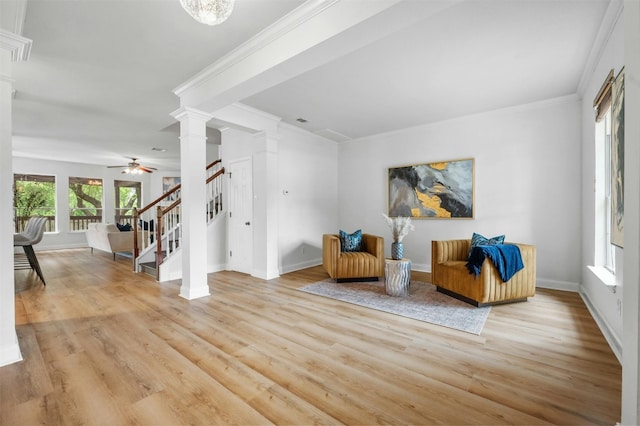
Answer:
[{"left": 466, "top": 244, "right": 524, "bottom": 282}]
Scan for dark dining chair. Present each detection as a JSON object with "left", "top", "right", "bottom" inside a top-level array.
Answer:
[{"left": 14, "top": 216, "right": 48, "bottom": 286}]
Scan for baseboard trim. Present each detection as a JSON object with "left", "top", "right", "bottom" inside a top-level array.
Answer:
[
  {"left": 536, "top": 278, "right": 579, "bottom": 292},
  {"left": 207, "top": 263, "right": 227, "bottom": 274},
  {"left": 410, "top": 263, "right": 429, "bottom": 273},
  {"left": 280, "top": 259, "right": 322, "bottom": 275},
  {"left": 579, "top": 289, "right": 623, "bottom": 364}
]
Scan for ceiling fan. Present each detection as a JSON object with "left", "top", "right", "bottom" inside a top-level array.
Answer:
[{"left": 107, "top": 158, "right": 157, "bottom": 174}]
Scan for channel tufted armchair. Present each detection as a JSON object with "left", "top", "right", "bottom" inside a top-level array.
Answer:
[
  {"left": 323, "top": 233, "right": 385, "bottom": 282},
  {"left": 431, "top": 239, "right": 536, "bottom": 306}
]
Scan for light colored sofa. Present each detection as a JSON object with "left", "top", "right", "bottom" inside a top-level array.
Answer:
[
  {"left": 322, "top": 233, "right": 385, "bottom": 281},
  {"left": 431, "top": 239, "right": 536, "bottom": 306},
  {"left": 86, "top": 223, "right": 134, "bottom": 260}
]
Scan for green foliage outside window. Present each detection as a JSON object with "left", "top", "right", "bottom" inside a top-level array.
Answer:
[
  {"left": 13, "top": 174, "right": 56, "bottom": 232},
  {"left": 69, "top": 177, "right": 103, "bottom": 230},
  {"left": 117, "top": 187, "right": 139, "bottom": 215},
  {"left": 114, "top": 180, "right": 141, "bottom": 226},
  {"left": 69, "top": 177, "right": 103, "bottom": 216}
]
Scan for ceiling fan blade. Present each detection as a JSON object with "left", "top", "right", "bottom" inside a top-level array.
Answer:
[{"left": 108, "top": 159, "right": 156, "bottom": 173}]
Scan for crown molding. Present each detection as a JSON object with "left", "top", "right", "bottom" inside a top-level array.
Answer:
[
  {"left": 344, "top": 94, "right": 582, "bottom": 144},
  {"left": 170, "top": 106, "right": 214, "bottom": 122},
  {"left": 576, "top": 0, "right": 624, "bottom": 96},
  {"left": 210, "top": 102, "right": 281, "bottom": 133},
  {"left": 227, "top": 102, "right": 282, "bottom": 123},
  {"left": 0, "top": 28, "right": 32, "bottom": 61},
  {"left": 0, "top": 0, "right": 28, "bottom": 36},
  {"left": 0, "top": 75, "right": 15, "bottom": 85},
  {"left": 12, "top": 0, "right": 28, "bottom": 36},
  {"left": 173, "top": 0, "right": 340, "bottom": 97}
]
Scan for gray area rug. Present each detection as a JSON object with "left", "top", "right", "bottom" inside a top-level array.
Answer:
[{"left": 299, "top": 279, "right": 490, "bottom": 335}]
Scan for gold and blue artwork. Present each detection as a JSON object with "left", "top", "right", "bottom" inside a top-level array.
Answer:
[{"left": 388, "top": 158, "right": 474, "bottom": 219}]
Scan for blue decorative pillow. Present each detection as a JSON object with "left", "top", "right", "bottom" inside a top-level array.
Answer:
[
  {"left": 469, "top": 232, "right": 505, "bottom": 257},
  {"left": 339, "top": 229, "right": 363, "bottom": 252}
]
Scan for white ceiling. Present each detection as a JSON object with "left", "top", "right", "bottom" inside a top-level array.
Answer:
[
  {"left": 244, "top": 0, "right": 611, "bottom": 140},
  {"left": 8, "top": 0, "right": 612, "bottom": 172},
  {"left": 9, "top": 0, "right": 305, "bottom": 170}
]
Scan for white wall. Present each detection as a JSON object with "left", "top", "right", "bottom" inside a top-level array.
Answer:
[
  {"left": 579, "top": 7, "right": 624, "bottom": 359},
  {"left": 337, "top": 96, "right": 582, "bottom": 289},
  {"left": 621, "top": 1, "right": 640, "bottom": 422},
  {"left": 147, "top": 143, "right": 219, "bottom": 201},
  {"left": 278, "top": 124, "right": 339, "bottom": 273},
  {"left": 13, "top": 157, "right": 151, "bottom": 250},
  {"left": 221, "top": 124, "right": 339, "bottom": 276}
]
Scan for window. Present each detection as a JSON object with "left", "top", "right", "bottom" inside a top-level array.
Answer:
[
  {"left": 13, "top": 174, "right": 56, "bottom": 233},
  {"left": 594, "top": 70, "right": 615, "bottom": 272},
  {"left": 114, "top": 180, "right": 141, "bottom": 226},
  {"left": 69, "top": 177, "right": 103, "bottom": 231},
  {"left": 597, "top": 109, "right": 615, "bottom": 271}
]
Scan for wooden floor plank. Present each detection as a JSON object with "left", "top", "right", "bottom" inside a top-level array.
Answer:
[{"left": 1, "top": 249, "right": 622, "bottom": 425}]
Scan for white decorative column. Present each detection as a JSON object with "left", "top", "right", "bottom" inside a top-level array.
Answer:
[
  {"left": 252, "top": 130, "right": 280, "bottom": 280},
  {"left": 171, "top": 107, "right": 212, "bottom": 300},
  {"left": 0, "top": 28, "right": 31, "bottom": 366}
]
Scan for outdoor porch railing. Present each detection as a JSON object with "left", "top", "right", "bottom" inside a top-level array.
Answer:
[{"left": 14, "top": 216, "right": 56, "bottom": 233}]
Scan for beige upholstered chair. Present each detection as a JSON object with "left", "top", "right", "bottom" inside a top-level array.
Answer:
[
  {"left": 323, "top": 233, "right": 385, "bottom": 281},
  {"left": 431, "top": 239, "right": 536, "bottom": 306}
]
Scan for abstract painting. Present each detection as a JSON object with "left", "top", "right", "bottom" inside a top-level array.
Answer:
[
  {"left": 388, "top": 158, "right": 474, "bottom": 219},
  {"left": 162, "top": 177, "right": 181, "bottom": 202},
  {"left": 611, "top": 67, "right": 624, "bottom": 248}
]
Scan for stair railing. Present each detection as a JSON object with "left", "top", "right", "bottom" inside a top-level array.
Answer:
[
  {"left": 134, "top": 159, "right": 225, "bottom": 278},
  {"left": 133, "top": 183, "right": 182, "bottom": 259},
  {"left": 155, "top": 200, "right": 181, "bottom": 280},
  {"left": 206, "top": 164, "right": 225, "bottom": 222}
]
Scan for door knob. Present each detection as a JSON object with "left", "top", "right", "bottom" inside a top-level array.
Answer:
[{"left": 245, "top": 221, "right": 251, "bottom": 226}]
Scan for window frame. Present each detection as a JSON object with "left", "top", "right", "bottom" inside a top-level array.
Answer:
[
  {"left": 13, "top": 173, "right": 57, "bottom": 234},
  {"left": 114, "top": 180, "right": 142, "bottom": 227},
  {"left": 68, "top": 177, "right": 104, "bottom": 231},
  {"left": 593, "top": 69, "right": 616, "bottom": 275}
]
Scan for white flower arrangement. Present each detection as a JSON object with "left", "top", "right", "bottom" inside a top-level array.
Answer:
[{"left": 382, "top": 213, "right": 415, "bottom": 243}]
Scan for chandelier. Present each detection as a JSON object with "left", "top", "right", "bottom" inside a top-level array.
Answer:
[{"left": 179, "top": 0, "right": 235, "bottom": 26}]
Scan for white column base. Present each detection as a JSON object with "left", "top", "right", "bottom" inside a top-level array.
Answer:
[
  {"left": 0, "top": 332, "right": 23, "bottom": 367},
  {"left": 252, "top": 268, "right": 281, "bottom": 281},
  {"left": 179, "top": 285, "right": 211, "bottom": 300}
]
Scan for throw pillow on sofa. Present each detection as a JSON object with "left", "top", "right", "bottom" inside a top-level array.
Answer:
[
  {"left": 116, "top": 223, "right": 132, "bottom": 232},
  {"left": 339, "top": 229, "right": 362, "bottom": 252},
  {"left": 468, "top": 232, "right": 505, "bottom": 258}
]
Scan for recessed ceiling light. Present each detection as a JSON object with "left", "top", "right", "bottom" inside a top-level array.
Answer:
[
  {"left": 152, "top": 147, "right": 168, "bottom": 152},
  {"left": 296, "top": 118, "right": 308, "bottom": 123}
]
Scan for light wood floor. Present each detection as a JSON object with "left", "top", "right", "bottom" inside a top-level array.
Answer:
[{"left": 2, "top": 249, "right": 621, "bottom": 425}]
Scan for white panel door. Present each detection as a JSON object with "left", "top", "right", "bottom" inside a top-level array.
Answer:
[{"left": 228, "top": 157, "right": 253, "bottom": 275}]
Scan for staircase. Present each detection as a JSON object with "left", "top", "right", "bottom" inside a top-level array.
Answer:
[
  {"left": 139, "top": 260, "right": 159, "bottom": 276},
  {"left": 133, "top": 159, "right": 225, "bottom": 280}
]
